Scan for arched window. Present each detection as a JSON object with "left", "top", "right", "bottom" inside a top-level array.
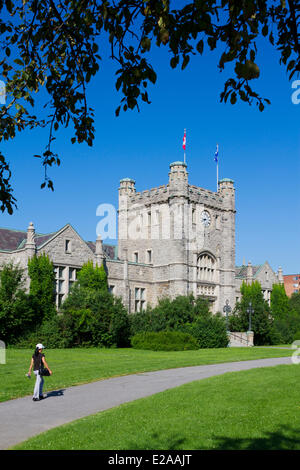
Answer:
[{"left": 197, "top": 252, "right": 216, "bottom": 282}]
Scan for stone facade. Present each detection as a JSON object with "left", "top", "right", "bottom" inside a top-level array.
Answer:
[{"left": 0, "top": 161, "right": 283, "bottom": 313}]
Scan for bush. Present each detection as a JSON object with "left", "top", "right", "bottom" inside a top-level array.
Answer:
[
  {"left": 182, "top": 314, "right": 229, "bottom": 348},
  {"left": 0, "top": 263, "right": 42, "bottom": 344},
  {"left": 293, "top": 331, "right": 300, "bottom": 342},
  {"left": 62, "top": 281, "right": 131, "bottom": 348},
  {"left": 131, "top": 331, "right": 199, "bottom": 351},
  {"left": 270, "top": 311, "right": 300, "bottom": 345},
  {"left": 130, "top": 295, "right": 210, "bottom": 336},
  {"left": 16, "top": 315, "right": 71, "bottom": 349},
  {"left": 229, "top": 281, "right": 273, "bottom": 345}
]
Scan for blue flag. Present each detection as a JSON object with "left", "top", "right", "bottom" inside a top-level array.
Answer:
[{"left": 214, "top": 144, "right": 219, "bottom": 163}]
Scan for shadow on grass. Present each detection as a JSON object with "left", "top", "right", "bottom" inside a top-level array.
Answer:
[
  {"left": 128, "top": 432, "right": 187, "bottom": 450},
  {"left": 213, "top": 425, "right": 300, "bottom": 450},
  {"left": 127, "top": 425, "right": 300, "bottom": 450}
]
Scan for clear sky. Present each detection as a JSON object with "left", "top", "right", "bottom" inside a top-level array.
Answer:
[{"left": 1, "top": 28, "right": 299, "bottom": 275}]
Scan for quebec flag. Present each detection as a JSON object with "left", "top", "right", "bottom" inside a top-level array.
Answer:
[{"left": 214, "top": 144, "right": 219, "bottom": 163}]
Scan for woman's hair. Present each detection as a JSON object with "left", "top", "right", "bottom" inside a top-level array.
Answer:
[{"left": 34, "top": 347, "right": 40, "bottom": 357}]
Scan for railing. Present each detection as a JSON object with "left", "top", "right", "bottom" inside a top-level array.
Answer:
[{"left": 229, "top": 332, "right": 251, "bottom": 346}]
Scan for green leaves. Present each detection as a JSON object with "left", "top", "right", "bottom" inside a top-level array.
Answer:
[
  {"left": 235, "top": 60, "right": 260, "bottom": 80},
  {"left": 0, "top": 153, "right": 17, "bottom": 215}
]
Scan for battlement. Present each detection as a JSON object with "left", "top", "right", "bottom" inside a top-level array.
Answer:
[
  {"left": 119, "top": 162, "right": 234, "bottom": 211},
  {"left": 188, "top": 185, "right": 224, "bottom": 208},
  {"left": 128, "top": 184, "right": 169, "bottom": 205}
]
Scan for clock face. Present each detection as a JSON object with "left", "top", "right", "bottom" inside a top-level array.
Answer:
[{"left": 201, "top": 210, "right": 211, "bottom": 227}]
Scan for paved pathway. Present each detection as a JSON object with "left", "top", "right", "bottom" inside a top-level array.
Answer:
[{"left": 0, "top": 356, "right": 292, "bottom": 449}]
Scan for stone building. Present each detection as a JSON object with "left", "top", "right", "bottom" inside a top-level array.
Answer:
[
  {"left": 0, "top": 161, "right": 283, "bottom": 313},
  {"left": 235, "top": 261, "right": 284, "bottom": 304}
]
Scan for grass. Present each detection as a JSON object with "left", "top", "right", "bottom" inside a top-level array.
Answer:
[
  {"left": 0, "top": 346, "right": 292, "bottom": 402},
  {"left": 12, "top": 364, "right": 300, "bottom": 450}
]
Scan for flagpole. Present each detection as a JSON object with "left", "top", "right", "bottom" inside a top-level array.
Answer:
[
  {"left": 183, "top": 129, "right": 186, "bottom": 164},
  {"left": 215, "top": 143, "right": 219, "bottom": 192}
]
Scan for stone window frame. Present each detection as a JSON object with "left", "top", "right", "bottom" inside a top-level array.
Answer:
[
  {"left": 134, "top": 287, "right": 146, "bottom": 312},
  {"left": 197, "top": 251, "right": 217, "bottom": 283},
  {"left": 109, "top": 284, "right": 115, "bottom": 295},
  {"left": 54, "top": 265, "right": 79, "bottom": 307},
  {"left": 65, "top": 239, "right": 72, "bottom": 253},
  {"left": 146, "top": 249, "right": 152, "bottom": 264}
]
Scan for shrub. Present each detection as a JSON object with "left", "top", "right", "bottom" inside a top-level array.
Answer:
[
  {"left": 131, "top": 331, "right": 199, "bottom": 351},
  {"left": 16, "top": 315, "right": 70, "bottom": 349},
  {"left": 130, "top": 295, "right": 211, "bottom": 336},
  {"left": 270, "top": 311, "right": 300, "bottom": 345},
  {"left": 293, "top": 331, "right": 300, "bottom": 342},
  {"left": 229, "top": 281, "right": 273, "bottom": 345},
  {"left": 0, "top": 263, "right": 41, "bottom": 344},
  {"left": 182, "top": 314, "right": 229, "bottom": 348},
  {"left": 62, "top": 279, "right": 130, "bottom": 348},
  {"left": 76, "top": 261, "right": 108, "bottom": 291}
]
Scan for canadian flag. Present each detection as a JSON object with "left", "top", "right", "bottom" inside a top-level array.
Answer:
[{"left": 182, "top": 129, "right": 186, "bottom": 151}]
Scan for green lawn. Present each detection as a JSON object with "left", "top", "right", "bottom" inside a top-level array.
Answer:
[
  {"left": 0, "top": 346, "right": 292, "bottom": 402},
  {"left": 12, "top": 364, "right": 300, "bottom": 450}
]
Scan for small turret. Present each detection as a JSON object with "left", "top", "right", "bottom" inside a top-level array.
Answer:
[
  {"left": 218, "top": 178, "right": 235, "bottom": 211},
  {"left": 95, "top": 235, "right": 104, "bottom": 265},
  {"left": 119, "top": 178, "right": 136, "bottom": 196},
  {"left": 25, "top": 222, "right": 36, "bottom": 259},
  {"left": 169, "top": 161, "right": 188, "bottom": 185},
  {"left": 218, "top": 178, "right": 234, "bottom": 192},
  {"left": 278, "top": 266, "right": 284, "bottom": 285},
  {"left": 246, "top": 261, "right": 253, "bottom": 284},
  {"left": 168, "top": 161, "right": 188, "bottom": 198}
]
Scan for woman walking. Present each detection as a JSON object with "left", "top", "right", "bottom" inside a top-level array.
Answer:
[{"left": 28, "top": 343, "right": 52, "bottom": 401}]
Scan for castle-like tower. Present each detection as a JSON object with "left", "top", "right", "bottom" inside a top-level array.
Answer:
[{"left": 118, "top": 161, "right": 236, "bottom": 312}]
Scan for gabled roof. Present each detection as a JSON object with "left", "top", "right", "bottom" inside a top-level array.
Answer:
[
  {"left": 235, "top": 261, "right": 276, "bottom": 280},
  {"left": 0, "top": 228, "right": 27, "bottom": 251},
  {"left": 0, "top": 228, "right": 57, "bottom": 252},
  {"left": 0, "top": 224, "right": 116, "bottom": 259},
  {"left": 86, "top": 241, "right": 118, "bottom": 260},
  {"left": 235, "top": 265, "right": 263, "bottom": 279}
]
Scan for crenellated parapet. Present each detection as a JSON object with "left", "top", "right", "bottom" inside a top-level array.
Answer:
[
  {"left": 129, "top": 184, "right": 169, "bottom": 206},
  {"left": 188, "top": 185, "right": 224, "bottom": 209}
]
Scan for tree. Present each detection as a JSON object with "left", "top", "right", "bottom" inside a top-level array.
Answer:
[
  {"left": 270, "top": 283, "right": 291, "bottom": 320},
  {"left": 0, "top": 262, "right": 39, "bottom": 343},
  {"left": 130, "top": 294, "right": 210, "bottom": 334},
  {"left": 61, "top": 261, "right": 130, "bottom": 347},
  {"left": 290, "top": 292, "right": 300, "bottom": 315},
  {"left": 0, "top": 0, "right": 299, "bottom": 213},
  {"left": 270, "top": 285, "right": 300, "bottom": 344},
  {"left": 76, "top": 260, "right": 108, "bottom": 291},
  {"left": 229, "top": 281, "right": 273, "bottom": 345},
  {"left": 27, "top": 253, "right": 56, "bottom": 320}
]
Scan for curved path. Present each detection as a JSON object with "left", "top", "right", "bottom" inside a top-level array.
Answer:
[{"left": 0, "top": 356, "right": 292, "bottom": 449}]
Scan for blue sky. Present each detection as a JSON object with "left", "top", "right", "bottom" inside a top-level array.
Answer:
[{"left": 1, "top": 28, "right": 299, "bottom": 275}]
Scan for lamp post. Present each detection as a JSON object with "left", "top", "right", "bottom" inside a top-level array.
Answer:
[
  {"left": 246, "top": 301, "right": 254, "bottom": 332},
  {"left": 223, "top": 299, "right": 231, "bottom": 332}
]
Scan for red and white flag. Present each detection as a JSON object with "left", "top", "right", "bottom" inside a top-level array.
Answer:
[{"left": 182, "top": 129, "right": 186, "bottom": 151}]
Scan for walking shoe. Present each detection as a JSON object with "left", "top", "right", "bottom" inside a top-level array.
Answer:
[
  {"left": 32, "top": 398, "right": 39, "bottom": 401},
  {"left": 39, "top": 395, "right": 44, "bottom": 400}
]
